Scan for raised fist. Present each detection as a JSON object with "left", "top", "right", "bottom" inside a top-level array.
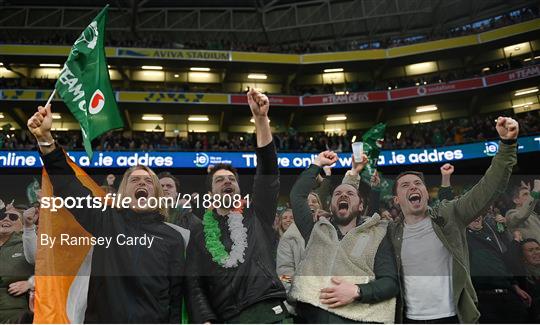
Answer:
[
  {"left": 440, "top": 163, "right": 454, "bottom": 176},
  {"left": 22, "top": 207, "right": 39, "bottom": 228},
  {"left": 247, "top": 88, "right": 269, "bottom": 118},
  {"left": 27, "top": 104, "right": 53, "bottom": 141},
  {"left": 314, "top": 150, "right": 338, "bottom": 167},
  {"left": 495, "top": 117, "right": 519, "bottom": 140}
]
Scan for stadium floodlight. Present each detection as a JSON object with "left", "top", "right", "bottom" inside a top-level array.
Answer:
[
  {"left": 188, "top": 115, "right": 209, "bottom": 122},
  {"left": 324, "top": 68, "right": 343, "bottom": 73},
  {"left": 247, "top": 73, "right": 267, "bottom": 80},
  {"left": 416, "top": 105, "right": 438, "bottom": 113},
  {"left": 141, "top": 65, "right": 163, "bottom": 70},
  {"left": 326, "top": 115, "right": 347, "bottom": 121},
  {"left": 515, "top": 87, "right": 538, "bottom": 96},
  {"left": 142, "top": 114, "right": 163, "bottom": 121},
  {"left": 52, "top": 113, "right": 62, "bottom": 120},
  {"left": 173, "top": 74, "right": 180, "bottom": 78},
  {"left": 512, "top": 102, "right": 533, "bottom": 108},
  {"left": 190, "top": 67, "right": 210, "bottom": 72},
  {"left": 482, "top": 67, "right": 490, "bottom": 72},
  {"left": 40, "top": 63, "right": 61, "bottom": 67},
  {"left": 397, "top": 131, "right": 402, "bottom": 139},
  {"left": 324, "top": 128, "right": 342, "bottom": 133}
]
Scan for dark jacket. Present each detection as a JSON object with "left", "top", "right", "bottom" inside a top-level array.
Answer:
[
  {"left": 466, "top": 227, "right": 516, "bottom": 290},
  {"left": 42, "top": 147, "right": 185, "bottom": 323},
  {"left": 0, "top": 232, "right": 34, "bottom": 323},
  {"left": 185, "top": 141, "right": 286, "bottom": 323},
  {"left": 169, "top": 207, "right": 202, "bottom": 233}
]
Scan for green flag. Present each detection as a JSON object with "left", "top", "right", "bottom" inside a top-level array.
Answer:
[
  {"left": 55, "top": 5, "right": 123, "bottom": 159},
  {"left": 359, "top": 123, "right": 394, "bottom": 202},
  {"left": 26, "top": 178, "right": 40, "bottom": 205}
]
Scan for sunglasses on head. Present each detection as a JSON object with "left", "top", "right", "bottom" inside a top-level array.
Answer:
[{"left": 1, "top": 213, "right": 19, "bottom": 222}]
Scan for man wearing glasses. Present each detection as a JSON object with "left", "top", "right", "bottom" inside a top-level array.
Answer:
[{"left": 0, "top": 201, "right": 34, "bottom": 323}]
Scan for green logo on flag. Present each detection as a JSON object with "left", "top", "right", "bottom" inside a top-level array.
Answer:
[{"left": 55, "top": 5, "right": 123, "bottom": 159}]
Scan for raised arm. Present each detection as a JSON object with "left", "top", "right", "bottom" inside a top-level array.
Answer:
[
  {"left": 291, "top": 151, "right": 337, "bottom": 242},
  {"left": 247, "top": 88, "right": 272, "bottom": 148},
  {"left": 446, "top": 117, "right": 519, "bottom": 227},
  {"left": 506, "top": 180, "right": 540, "bottom": 229},
  {"left": 27, "top": 104, "right": 105, "bottom": 235},
  {"left": 22, "top": 207, "right": 38, "bottom": 265},
  {"left": 438, "top": 163, "right": 455, "bottom": 201},
  {"left": 313, "top": 166, "right": 332, "bottom": 211},
  {"left": 248, "top": 89, "right": 280, "bottom": 229}
]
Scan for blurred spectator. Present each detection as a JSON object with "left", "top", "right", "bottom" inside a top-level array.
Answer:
[
  {"left": 466, "top": 215, "right": 531, "bottom": 323},
  {"left": 519, "top": 238, "right": 540, "bottom": 322},
  {"left": 506, "top": 180, "right": 540, "bottom": 242},
  {"left": 0, "top": 200, "right": 34, "bottom": 323},
  {"left": 1, "top": 110, "right": 539, "bottom": 152}
]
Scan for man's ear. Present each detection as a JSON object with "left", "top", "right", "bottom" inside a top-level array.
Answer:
[{"left": 393, "top": 196, "right": 399, "bottom": 205}]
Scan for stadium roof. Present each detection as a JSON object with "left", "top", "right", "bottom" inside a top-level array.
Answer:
[{"left": 1, "top": 0, "right": 538, "bottom": 47}]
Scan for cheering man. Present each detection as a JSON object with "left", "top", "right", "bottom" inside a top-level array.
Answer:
[
  {"left": 27, "top": 104, "right": 185, "bottom": 323},
  {"left": 289, "top": 151, "right": 398, "bottom": 323},
  {"left": 185, "top": 89, "right": 289, "bottom": 323},
  {"left": 389, "top": 117, "right": 519, "bottom": 323}
]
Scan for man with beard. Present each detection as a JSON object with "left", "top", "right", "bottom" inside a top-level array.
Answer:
[
  {"left": 185, "top": 89, "right": 290, "bottom": 323},
  {"left": 288, "top": 150, "right": 399, "bottom": 324},
  {"left": 388, "top": 116, "right": 519, "bottom": 323},
  {"left": 27, "top": 104, "right": 185, "bottom": 323}
]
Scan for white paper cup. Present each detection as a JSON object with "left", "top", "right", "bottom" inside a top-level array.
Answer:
[{"left": 352, "top": 142, "right": 364, "bottom": 162}]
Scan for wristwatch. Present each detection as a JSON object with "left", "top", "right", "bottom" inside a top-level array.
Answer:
[{"left": 355, "top": 285, "right": 362, "bottom": 301}]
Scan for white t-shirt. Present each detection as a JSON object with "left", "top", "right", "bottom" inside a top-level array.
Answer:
[{"left": 401, "top": 217, "right": 456, "bottom": 320}]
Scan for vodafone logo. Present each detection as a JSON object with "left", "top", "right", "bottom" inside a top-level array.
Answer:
[{"left": 89, "top": 89, "right": 105, "bottom": 114}]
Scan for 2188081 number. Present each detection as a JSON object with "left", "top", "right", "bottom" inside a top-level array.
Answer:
[{"left": 180, "top": 193, "right": 251, "bottom": 209}]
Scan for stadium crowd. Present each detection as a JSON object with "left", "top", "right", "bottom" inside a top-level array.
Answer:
[
  {"left": 1, "top": 53, "right": 537, "bottom": 96},
  {"left": 1, "top": 6, "right": 537, "bottom": 54},
  {"left": 1, "top": 89, "right": 539, "bottom": 323},
  {"left": 1, "top": 109, "right": 539, "bottom": 153}
]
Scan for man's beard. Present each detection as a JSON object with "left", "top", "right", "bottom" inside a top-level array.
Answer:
[{"left": 332, "top": 210, "right": 361, "bottom": 226}]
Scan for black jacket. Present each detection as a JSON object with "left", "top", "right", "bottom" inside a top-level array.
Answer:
[
  {"left": 42, "top": 147, "right": 185, "bottom": 323},
  {"left": 186, "top": 141, "right": 286, "bottom": 323}
]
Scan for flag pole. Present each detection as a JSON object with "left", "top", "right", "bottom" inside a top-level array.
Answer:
[{"left": 45, "top": 89, "right": 56, "bottom": 107}]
